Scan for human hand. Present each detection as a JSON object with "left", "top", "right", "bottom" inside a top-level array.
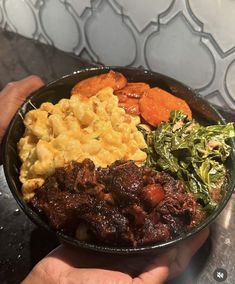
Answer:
[
  {"left": 22, "top": 228, "right": 209, "bottom": 284},
  {"left": 0, "top": 75, "right": 44, "bottom": 148}
]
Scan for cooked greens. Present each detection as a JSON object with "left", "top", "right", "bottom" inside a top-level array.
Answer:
[{"left": 140, "top": 111, "right": 235, "bottom": 211}]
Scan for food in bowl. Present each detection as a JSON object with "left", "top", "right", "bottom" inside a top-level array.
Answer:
[
  {"left": 18, "top": 86, "right": 147, "bottom": 200},
  {"left": 141, "top": 110, "right": 234, "bottom": 211},
  {"left": 17, "top": 70, "right": 235, "bottom": 247},
  {"left": 30, "top": 159, "right": 205, "bottom": 246}
]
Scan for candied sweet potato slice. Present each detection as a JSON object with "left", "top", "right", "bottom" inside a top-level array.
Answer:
[
  {"left": 139, "top": 87, "right": 192, "bottom": 126},
  {"left": 115, "top": 82, "right": 150, "bottom": 99},
  {"left": 71, "top": 70, "right": 127, "bottom": 97},
  {"left": 118, "top": 98, "right": 140, "bottom": 115},
  {"left": 115, "top": 82, "right": 150, "bottom": 115}
]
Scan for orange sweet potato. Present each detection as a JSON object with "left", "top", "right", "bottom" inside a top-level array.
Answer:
[
  {"left": 115, "top": 82, "right": 150, "bottom": 115},
  {"left": 114, "top": 82, "right": 150, "bottom": 99},
  {"left": 71, "top": 70, "right": 127, "bottom": 97},
  {"left": 118, "top": 97, "right": 140, "bottom": 115},
  {"left": 139, "top": 87, "right": 192, "bottom": 126}
]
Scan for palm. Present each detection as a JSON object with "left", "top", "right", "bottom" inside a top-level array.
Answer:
[
  {"left": 26, "top": 229, "right": 208, "bottom": 284},
  {"left": 37, "top": 246, "right": 171, "bottom": 284}
]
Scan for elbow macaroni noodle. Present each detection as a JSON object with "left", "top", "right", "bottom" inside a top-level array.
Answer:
[{"left": 18, "top": 87, "right": 147, "bottom": 200}]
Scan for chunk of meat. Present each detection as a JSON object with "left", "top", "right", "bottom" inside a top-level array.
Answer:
[
  {"left": 30, "top": 180, "right": 93, "bottom": 233},
  {"left": 161, "top": 214, "right": 185, "bottom": 236},
  {"left": 123, "top": 204, "right": 147, "bottom": 225},
  {"left": 136, "top": 219, "right": 171, "bottom": 245},
  {"left": 80, "top": 201, "right": 134, "bottom": 245},
  {"left": 109, "top": 160, "right": 144, "bottom": 206},
  {"left": 55, "top": 159, "right": 98, "bottom": 192},
  {"left": 157, "top": 192, "right": 196, "bottom": 230},
  {"left": 71, "top": 70, "right": 127, "bottom": 97},
  {"left": 157, "top": 195, "right": 185, "bottom": 216},
  {"left": 142, "top": 184, "right": 165, "bottom": 208},
  {"left": 30, "top": 159, "right": 205, "bottom": 247},
  {"left": 73, "top": 158, "right": 97, "bottom": 190},
  {"left": 139, "top": 87, "right": 192, "bottom": 126},
  {"left": 187, "top": 205, "right": 207, "bottom": 229}
]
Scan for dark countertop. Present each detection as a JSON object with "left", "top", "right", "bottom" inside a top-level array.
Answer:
[{"left": 0, "top": 29, "right": 234, "bottom": 284}]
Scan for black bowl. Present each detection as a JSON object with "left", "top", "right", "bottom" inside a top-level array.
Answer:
[{"left": 3, "top": 66, "right": 235, "bottom": 254}]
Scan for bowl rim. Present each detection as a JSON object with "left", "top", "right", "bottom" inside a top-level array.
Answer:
[{"left": 2, "top": 65, "right": 235, "bottom": 254}]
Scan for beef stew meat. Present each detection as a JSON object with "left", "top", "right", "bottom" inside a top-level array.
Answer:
[{"left": 30, "top": 159, "right": 205, "bottom": 247}]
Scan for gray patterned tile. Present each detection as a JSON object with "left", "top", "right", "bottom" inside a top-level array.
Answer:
[
  {"left": 199, "top": 38, "right": 235, "bottom": 110},
  {"left": 225, "top": 60, "right": 235, "bottom": 102},
  {"left": 114, "top": 0, "right": 173, "bottom": 32},
  {"left": 189, "top": 0, "right": 235, "bottom": 54},
  {"left": 145, "top": 14, "right": 214, "bottom": 89},
  {"left": 160, "top": 0, "right": 202, "bottom": 32},
  {"left": 1, "top": 0, "right": 235, "bottom": 110},
  {"left": 4, "top": 0, "right": 37, "bottom": 37},
  {"left": 85, "top": 0, "right": 136, "bottom": 65},
  {"left": 1, "top": 0, "right": 17, "bottom": 32},
  {"left": 39, "top": 0, "right": 80, "bottom": 52},
  {"left": 66, "top": 0, "right": 91, "bottom": 17}
]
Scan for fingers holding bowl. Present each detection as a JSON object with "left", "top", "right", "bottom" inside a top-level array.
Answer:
[{"left": 0, "top": 75, "right": 44, "bottom": 162}]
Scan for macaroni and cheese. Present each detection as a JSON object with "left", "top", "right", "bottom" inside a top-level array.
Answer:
[{"left": 18, "top": 87, "right": 147, "bottom": 200}]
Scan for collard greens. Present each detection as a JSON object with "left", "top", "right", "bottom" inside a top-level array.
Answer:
[{"left": 140, "top": 111, "right": 235, "bottom": 211}]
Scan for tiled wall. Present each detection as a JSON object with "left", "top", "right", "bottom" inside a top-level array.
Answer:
[{"left": 0, "top": 0, "right": 235, "bottom": 110}]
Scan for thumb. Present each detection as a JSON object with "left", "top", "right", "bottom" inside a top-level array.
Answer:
[
  {"left": 0, "top": 75, "right": 44, "bottom": 146},
  {"left": 1, "top": 75, "right": 44, "bottom": 103}
]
